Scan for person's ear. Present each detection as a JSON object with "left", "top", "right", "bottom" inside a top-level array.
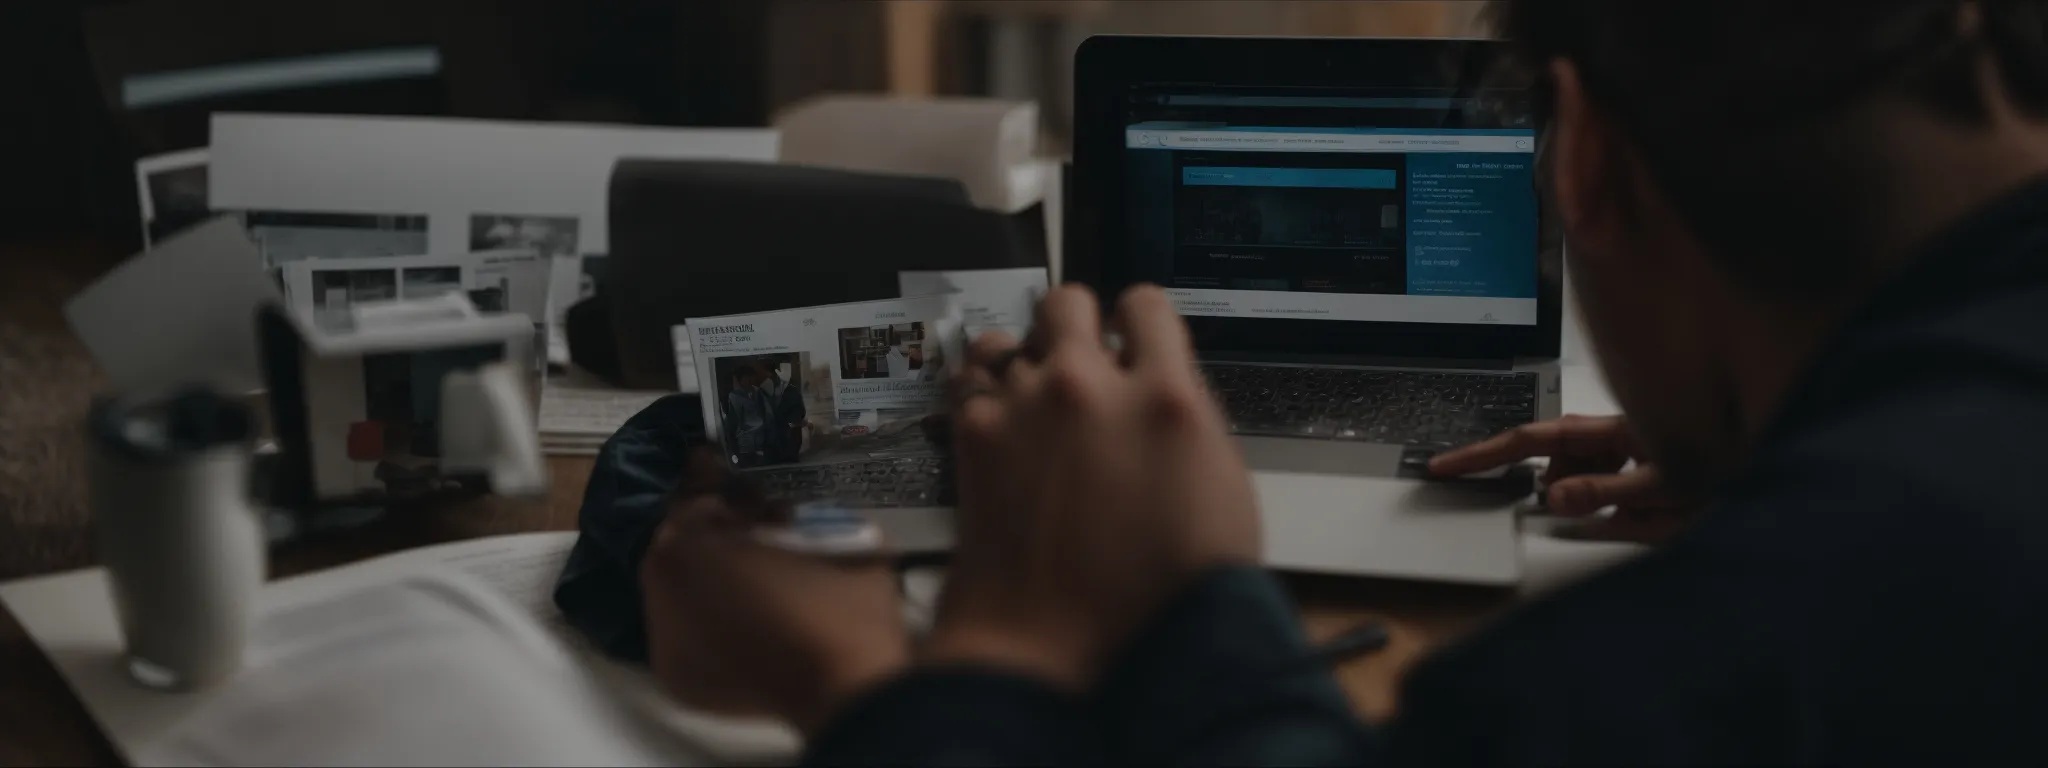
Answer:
[{"left": 1546, "top": 59, "right": 1626, "bottom": 255}]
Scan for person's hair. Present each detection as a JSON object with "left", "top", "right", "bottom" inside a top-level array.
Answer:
[{"left": 1490, "top": 0, "right": 2048, "bottom": 296}]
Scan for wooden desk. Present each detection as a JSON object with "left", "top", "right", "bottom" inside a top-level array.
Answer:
[
  {"left": 0, "top": 236, "right": 1523, "bottom": 764},
  {"left": 0, "top": 453, "right": 1514, "bottom": 765}
]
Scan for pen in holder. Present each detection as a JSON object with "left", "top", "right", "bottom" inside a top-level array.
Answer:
[{"left": 89, "top": 387, "right": 265, "bottom": 691}]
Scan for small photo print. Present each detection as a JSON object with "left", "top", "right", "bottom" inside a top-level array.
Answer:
[
  {"left": 716, "top": 352, "right": 814, "bottom": 468},
  {"left": 469, "top": 214, "right": 579, "bottom": 259},
  {"left": 245, "top": 211, "right": 429, "bottom": 267},
  {"left": 310, "top": 268, "right": 399, "bottom": 330},
  {"left": 144, "top": 163, "right": 210, "bottom": 244},
  {"left": 837, "top": 322, "right": 930, "bottom": 380}
]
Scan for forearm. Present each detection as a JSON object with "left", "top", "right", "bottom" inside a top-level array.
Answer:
[
  {"left": 800, "top": 667, "right": 1096, "bottom": 766},
  {"left": 1094, "top": 565, "right": 1378, "bottom": 765}
]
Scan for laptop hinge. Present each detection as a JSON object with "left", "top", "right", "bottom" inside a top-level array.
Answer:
[{"left": 1199, "top": 351, "right": 1517, "bottom": 371}]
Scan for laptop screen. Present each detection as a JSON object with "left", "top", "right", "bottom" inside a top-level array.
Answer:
[{"left": 1122, "top": 87, "right": 1539, "bottom": 327}]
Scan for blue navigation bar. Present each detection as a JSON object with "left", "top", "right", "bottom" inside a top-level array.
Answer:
[{"left": 1181, "top": 166, "right": 1398, "bottom": 189}]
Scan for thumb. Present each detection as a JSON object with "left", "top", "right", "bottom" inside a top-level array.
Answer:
[{"left": 1545, "top": 466, "right": 1673, "bottom": 517}]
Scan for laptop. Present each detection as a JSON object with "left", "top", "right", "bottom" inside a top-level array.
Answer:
[{"left": 1071, "top": 36, "right": 1564, "bottom": 584}]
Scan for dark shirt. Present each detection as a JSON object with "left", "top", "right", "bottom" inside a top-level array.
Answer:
[{"left": 802, "top": 178, "right": 2048, "bottom": 767}]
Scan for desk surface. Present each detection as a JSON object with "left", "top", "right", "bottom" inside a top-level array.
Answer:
[
  {"left": 0, "top": 237, "right": 1596, "bottom": 765},
  {"left": 0, "top": 454, "right": 1525, "bottom": 766}
]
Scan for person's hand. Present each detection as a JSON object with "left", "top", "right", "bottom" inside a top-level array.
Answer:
[
  {"left": 1427, "top": 414, "right": 1697, "bottom": 543},
  {"left": 639, "top": 449, "right": 909, "bottom": 735},
  {"left": 928, "top": 284, "right": 1261, "bottom": 690}
]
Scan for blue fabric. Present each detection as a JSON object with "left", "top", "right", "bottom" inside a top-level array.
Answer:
[{"left": 552, "top": 393, "right": 709, "bottom": 663}]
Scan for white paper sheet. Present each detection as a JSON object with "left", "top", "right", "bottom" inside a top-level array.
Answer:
[
  {"left": 538, "top": 367, "right": 671, "bottom": 445},
  {"left": 150, "top": 571, "right": 684, "bottom": 767},
  {"left": 670, "top": 325, "right": 700, "bottom": 394},
  {"left": 544, "top": 254, "right": 609, "bottom": 366},
  {"left": 775, "top": 96, "right": 1039, "bottom": 213},
  {"left": 539, "top": 384, "right": 669, "bottom": 439},
  {"left": 208, "top": 114, "right": 778, "bottom": 257},
  {"left": 0, "top": 532, "right": 801, "bottom": 767},
  {"left": 136, "top": 149, "right": 211, "bottom": 248},
  {"left": 898, "top": 267, "right": 1048, "bottom": 341},
  {"left": 689, "top": 295, "right": 963, "bottom": 462},
  {"left": 278, "top": 250, "right": 547, "bottom": 332},
  {"left": 64, "top": 217, "right": 283, "bottom": 397}
]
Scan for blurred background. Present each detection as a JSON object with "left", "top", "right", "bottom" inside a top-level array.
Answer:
[{"left": 1, "top": 0, "right": 1485, "bottom": 251}]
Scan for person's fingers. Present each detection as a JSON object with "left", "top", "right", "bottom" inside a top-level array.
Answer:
[
  {"left": 1540, "top": 452, "right": 1632, "bottom": 485},
  {"left": 946, "top": 357, "right": 999, "bottom": 410},
  {"left": 1027, "top": 285, "right": 1104, "bottom": 360},
  {"left": 953, "top": 388, "right": 1011, "bottom": 452},
  {"left": 1550, "top": 506, "right": 1695, "bottom": 545},
  {"left": 966, "top": 330, "right": 1019, "bottom": 369},
  {"left": 647, "top": 495, "right": 745, "bottom": 572},
  {"left": 1429, "top": 415, "right": 1628, "bottom": 476},
  {"left": 1114, "top": 284, "right": 1196, "bottom": 374},
  {"left": 671, "top": 447, "right": 791, "bottom": 527},
  {"left": 1544, "top": 466, "right": 1675, "bottom": 517},
  {"left": 674, "top": 446, "right": 739, "bottom": 501}
]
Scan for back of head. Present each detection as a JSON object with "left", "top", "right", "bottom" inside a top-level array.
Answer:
[
  {"left": 1489, "top": 0, "right": 2048, "bottom": 490},
  {"left": 1493, "top": 0, "right": 2048, "bottom": 296}
]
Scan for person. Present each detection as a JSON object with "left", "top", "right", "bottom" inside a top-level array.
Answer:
[
  {"left": 884, "top": 333, "right": 914, "bottom": 379},
  {"left": 639, "top": 2, "right": 2048, "bottom": 765},
  {"left": 757, "top": 359, "right": 807, "bottom": 463},
  {"left": 723, "top": 365, "right": 773, "bottom": 465}
]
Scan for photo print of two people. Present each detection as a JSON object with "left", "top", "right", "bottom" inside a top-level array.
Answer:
[{"left": 717, "top": 354, "right": 810, "bottom": 468}]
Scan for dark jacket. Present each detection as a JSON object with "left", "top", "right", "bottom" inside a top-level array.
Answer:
[{"left": 802, "top": 179, "right": 2048, "bottom": 767}]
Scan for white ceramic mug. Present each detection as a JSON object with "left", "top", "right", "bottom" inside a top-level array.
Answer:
[{"left": 90, "top": 389, "right": 266, "bottom": 691}]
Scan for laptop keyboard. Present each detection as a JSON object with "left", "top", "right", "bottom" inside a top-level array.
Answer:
[
  {"left": 746, "top": 455, "right": 954, "bottom": 508},
  {"left": 1203, "top": 365, "right": 1540, "bottom": 449}
]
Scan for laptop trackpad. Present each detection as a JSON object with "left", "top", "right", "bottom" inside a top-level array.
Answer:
[
  {"left": 1236, "top": 436, "right": 1406, "bottom": 477},
  {"left": 1235, "top": 436, "right": 1517, "bottom": 481}
]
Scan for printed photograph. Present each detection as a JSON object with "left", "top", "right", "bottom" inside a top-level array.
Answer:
[
  {"left": 400, "top": 266, "right": 463, "bottom": 300},
  {"left": 144, "top": 163, "right": 211, "bottom": 245},
  {"left": 836, "top": 322, "right": 929, "bottom": 380},
  {"left": 715, "top": 352, "right": 814, "bottom": 468},
  {"left": 244, "top": 211, "right": 429, "bottom": 268},
  {"left": 309, "top": 268, "right": 398, "bottom": 330},
  {"left": 469, "top": 214, "right": 580, "bottom": 259}
]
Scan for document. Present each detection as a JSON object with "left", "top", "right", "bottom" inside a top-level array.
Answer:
[
  {"left": 208, "top": 113, "right": 779, "bottom": 259},
  {"left": 544, "top": 253, "right": 609, "bottom": 366},
  {"left": 0, "top": 533, "right": 801, "bottom": 767},
  {"left": 898, "top": 267, "right": 1048, "bottom": 341},
  {"left": 670, "top": 325, "right": 700, "bottom": 395},
  {"left": 64, "top": 217, "right": 282, "bottom": 397},
  {"left": 278, "top": 250, "right": 549, "bottom": 334},
  {"left": 538, "top": 367, "right": 672, "bottom": 455},
  {"left": 688, "top": 295, "right": 961, "bottom": 470}
]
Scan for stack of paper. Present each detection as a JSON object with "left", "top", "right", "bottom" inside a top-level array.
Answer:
[{"left": 539, "top": 368, "right": 673, "bottom": 455}]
